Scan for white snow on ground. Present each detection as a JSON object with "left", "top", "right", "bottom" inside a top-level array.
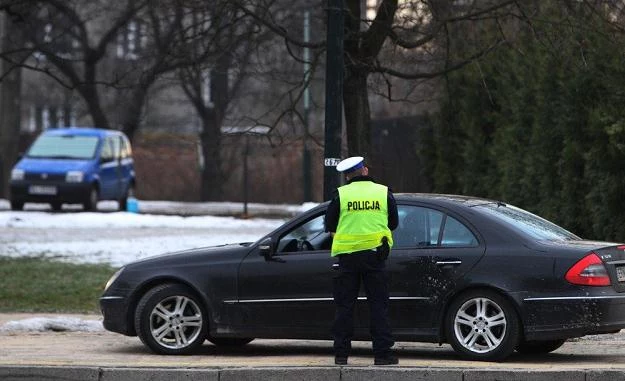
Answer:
[
  {"left": 0, "top": 210, "right": 284, "bottom": 229},
  {"left": 0, "top": 211, "right": 285, "bottom": 267},
  {"left": 0, "top": 199, "right": 318, "bottom": 267},
  {"left": 0, "top": 199, "right": 318, "bottom": 333},
  {"left": 0, "top": 317, "right": 103, "bottom": 333}
]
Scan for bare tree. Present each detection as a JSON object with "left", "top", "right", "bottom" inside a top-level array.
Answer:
[
  {"left": 2, "top": 0, "right": 223, "bottom": 142},
  {"left": 0, "top": 7, "right": 26, "bottom": 198},
  {"left": 234, "top": 0, "right": 518, "bottom": 157}
]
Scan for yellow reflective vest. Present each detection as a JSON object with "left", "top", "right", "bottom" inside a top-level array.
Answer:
[{"left": 331, "top": 181, "right": 394, "bottom": 256}]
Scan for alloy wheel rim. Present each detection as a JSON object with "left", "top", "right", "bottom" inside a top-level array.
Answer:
[
  {"left": 453, "top": 297, "right": 507, "bottom": 353},
  {"left": 149, "top": 295, "right": 203, "bottom": 349}
]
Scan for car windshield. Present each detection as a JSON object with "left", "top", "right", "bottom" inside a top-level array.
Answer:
[
  {"left": 27, "top": 135, "right": 99, "bottom": 159},
  {"left": 474, "top": 202, "right": 580, "bottom": 241}
]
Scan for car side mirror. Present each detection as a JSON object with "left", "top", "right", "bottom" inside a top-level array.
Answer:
[{"left": 258, "top": 237, "right": 273, "bottom": 260}]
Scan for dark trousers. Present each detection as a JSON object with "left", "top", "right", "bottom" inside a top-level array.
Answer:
[{"left": 332, "top": 249, "right": 394, "bottom": 358}]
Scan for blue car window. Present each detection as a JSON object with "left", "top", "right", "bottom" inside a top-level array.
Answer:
[
  {"left": 27, "top": 135, "right": 99, "bottom": 159},
  {"left": 100, "top": 138, "right": 115, "bottom": 161}
]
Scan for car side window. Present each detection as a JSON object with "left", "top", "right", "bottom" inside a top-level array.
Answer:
[
  {"left": 120, "top": 136, "right": 132, "bottom": 159},
  {"left": 276, "top": 214, "right": 333, "bottom": 254},
  {"left": 441, "top": 216, "right": 478, "bottom": 247},
  {"left": 393, "top": 206, "right": 443, "bottom": 248},
  {"left": 100, "top": 138, "right": 115, "bottom": 162},
  {"left": 111, "top": 136, "right": 122, "bottom": 160}
]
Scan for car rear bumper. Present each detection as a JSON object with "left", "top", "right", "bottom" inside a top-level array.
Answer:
[
  {"left": 522, "top": 294, "right": 625, "bottom": 340},
  {"left": 100, "top": 296, "right": 134, "bottom": 336},
  {"left": 10, "top": 181, "right": 92, "bottom": 204}
]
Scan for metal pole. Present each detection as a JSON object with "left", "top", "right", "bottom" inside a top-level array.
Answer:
[
  {"left": 323, "top": 0, "right": 344, "bottom": 200},
  {"left": 302, "top": 11, "right": 312, "bottom": 202},
  {"left": 243, "top": 135, "right": 249, "bottom": 216}
]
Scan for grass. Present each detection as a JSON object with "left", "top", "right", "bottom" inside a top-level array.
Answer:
[{"left": 0, "top": 256, "right": 116, "bottom": 313}]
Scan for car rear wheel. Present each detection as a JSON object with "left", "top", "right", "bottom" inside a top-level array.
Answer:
[
  {"left": 118, "top": 184, "right": 134, "bottom": 211},
  {"left": 83, "top": 187, "right": 98, "bottom": 211},
  {"left": 516, "top": 339, "right": 566, "bottom": 354},
  {"left": 10, "top": 200, "right": 24, "bottom": 211},
  {"left": 207, "top": 337, "right": 254, "bottom": 347},
  {"left": 135, "top": 283, "right": 207, "bottom": 355},
  {"left": 445, "top": 290, "right": 520, "bottom": 361}
]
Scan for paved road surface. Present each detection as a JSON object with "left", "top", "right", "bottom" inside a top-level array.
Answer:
[{"left": 2, "top": 313, "right": 625, "bottom": 370}]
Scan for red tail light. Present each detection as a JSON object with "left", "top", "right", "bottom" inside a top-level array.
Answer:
[{"left": 565, "top": 253, "right": 611, "bottom": 286}]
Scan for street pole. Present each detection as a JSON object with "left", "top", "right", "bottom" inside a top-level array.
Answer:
[
  {"left": 243, "top": 135, "right": 249, "bottom": 217},
  {"left": 302, "top": 11, "right": 312, "bottom": 202},
  {"left": 323, "top": 0, "right": 344, "bottom": 200}
]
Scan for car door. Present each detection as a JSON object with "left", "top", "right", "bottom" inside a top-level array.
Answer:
[
  {"left": 237, "top": 211, "right": 336, "bottom": 335},
  {"left": 119, "top": 135, "right": 134, "bottom": 195},
  {"left": 371, "top": 204, "right": 486, "bottom": 334},
  {"left": 98, "top": 137, "right": 117, "bottom": 199}
]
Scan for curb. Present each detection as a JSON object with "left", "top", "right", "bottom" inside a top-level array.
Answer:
[{"left": 1, "top": 366, "right": 625, "bottom": 381}]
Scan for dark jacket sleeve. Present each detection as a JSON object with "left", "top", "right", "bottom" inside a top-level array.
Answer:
[
  {"left": 387, "top": 190, "right": 399, "bottom": 231},
  {"left": 324, "top": 190, "right": 340, "bottom": 233}
]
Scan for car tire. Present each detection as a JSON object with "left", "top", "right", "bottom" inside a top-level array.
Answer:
[
  {"left": 207, "top": 337, "right": 254, "bottom": 347},
  {"left": 134, "top": 283, "right": 207, "bottom": 355},
  {"left": 516, "top": 339, "right": 566, "bottom": 354},
  {"left": 83, "top": 186, "right": 98, "bottom": 211},
  {"left": 119, "top": 184, "right": 134, "bottom": 211},
  {"left": 10, "top": 200, "right": 24, "bottom": 211},
  {"left": 445, "top": 289, "right": 520, "bottom": 361}
]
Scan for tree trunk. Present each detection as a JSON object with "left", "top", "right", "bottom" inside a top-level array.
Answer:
[
  {"left": 77, "top": 83, "right": 110, "bottom": 131},
  {"left": 0, "top": 13, "right": 23, "bottom": 198},
  {"left": 121, "top": 84, "right": 151, "bottom": 142},
  {"left": 199, "top": 54, "right": 230, "bottom": 201},
  {"left": 199, "top": 110, "right": 223, "bottom": 201},
  {"left": 343, "top": 69, "right": 371, "bottom": 157}
]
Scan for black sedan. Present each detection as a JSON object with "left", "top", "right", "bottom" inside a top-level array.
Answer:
[{"left": 100, "top": 194, "right": 625, "bottom": 361}]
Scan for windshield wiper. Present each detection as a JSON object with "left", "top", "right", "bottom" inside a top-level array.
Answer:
[{"left": 39, "top": 155, "right": 82, "bottom": 160}]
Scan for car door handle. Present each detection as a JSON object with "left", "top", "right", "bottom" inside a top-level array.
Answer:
[{"left": 435, "top": 260, "right": 462, "bottom": 266}]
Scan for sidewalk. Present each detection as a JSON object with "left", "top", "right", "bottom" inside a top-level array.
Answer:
[{"left": 2, "top": 313, "right": 625, "bottom": 372}]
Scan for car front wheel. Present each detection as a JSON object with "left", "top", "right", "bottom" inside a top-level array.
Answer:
[
  {"left": 135, "top": 283, "right": 207, "bottom": 355},
  {"left": 445, "top": 290, "right": 520, "bottom": 361},
  {"left": 10, "top": 200, "right": 24, "bottom": 211},
  {"left": 83, "top": 186, "right": 98, "bottom": 211}
]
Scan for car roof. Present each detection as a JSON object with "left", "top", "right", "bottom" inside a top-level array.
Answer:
[
  {"left": 42, "top": 127, "right": 124, "bottom": 138},
  {"left": 395, "top": 193, "right": 501, "bottom": 208}
]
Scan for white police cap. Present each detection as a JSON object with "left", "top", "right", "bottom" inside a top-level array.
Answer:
[{"left": 336, "top": 156, "right": 364, "bottom": 173}]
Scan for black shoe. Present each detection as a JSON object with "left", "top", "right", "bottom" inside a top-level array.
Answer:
[
  {"left": 335, "top": 356, "right": 348, "bottom": 365},
  {"left": 374, "top": 355, "right": 398, "bottom": 365}
]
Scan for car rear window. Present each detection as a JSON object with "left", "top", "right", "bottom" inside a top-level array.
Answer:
[
  {"left": 27, "top": 135, "right": 99, "bottom": 159},
  {"left": 474, "top": 203, "right": 579, "bottom": 241}
]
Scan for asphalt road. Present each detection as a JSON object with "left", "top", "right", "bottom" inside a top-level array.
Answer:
[{"left": 2, "top": 313, "right": 625, "bottom": 370}]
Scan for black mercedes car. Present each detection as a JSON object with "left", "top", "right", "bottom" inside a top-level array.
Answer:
[{"left": 100, "top": 194, "right": 625, "bottom": 361}]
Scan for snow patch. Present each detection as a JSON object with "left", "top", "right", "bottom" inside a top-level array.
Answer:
[{"left": 0, "top": 317, "right": 104, "bottom": 333}]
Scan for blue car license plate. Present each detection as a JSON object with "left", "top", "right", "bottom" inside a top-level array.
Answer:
[{"left": 28, "top": 185, "right": 57, "bottom": 195}]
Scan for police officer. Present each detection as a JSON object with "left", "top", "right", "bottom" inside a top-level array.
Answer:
[{"left": 324, "top": 156, "right": 399, "bottom": 366}]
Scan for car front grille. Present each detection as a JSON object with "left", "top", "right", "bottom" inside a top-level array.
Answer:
[{"left": 24, "top": 173, "right": 65, "bottom": 182}]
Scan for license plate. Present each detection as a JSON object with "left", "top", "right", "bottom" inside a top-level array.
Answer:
[
  {"left": 28, "top": 185, "right": 57, "bottom": 195},
  {"left": 617, "top": 266, "right": 625, "bottom": 282}
]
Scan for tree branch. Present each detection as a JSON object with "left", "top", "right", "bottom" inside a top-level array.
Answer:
[{"left": 372, "top": 39, "right": 506, "bottom": 79}]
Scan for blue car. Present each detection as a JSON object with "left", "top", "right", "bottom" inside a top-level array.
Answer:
[{"left": 9, "top": 127, "right": 136, "bottom": 211}]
